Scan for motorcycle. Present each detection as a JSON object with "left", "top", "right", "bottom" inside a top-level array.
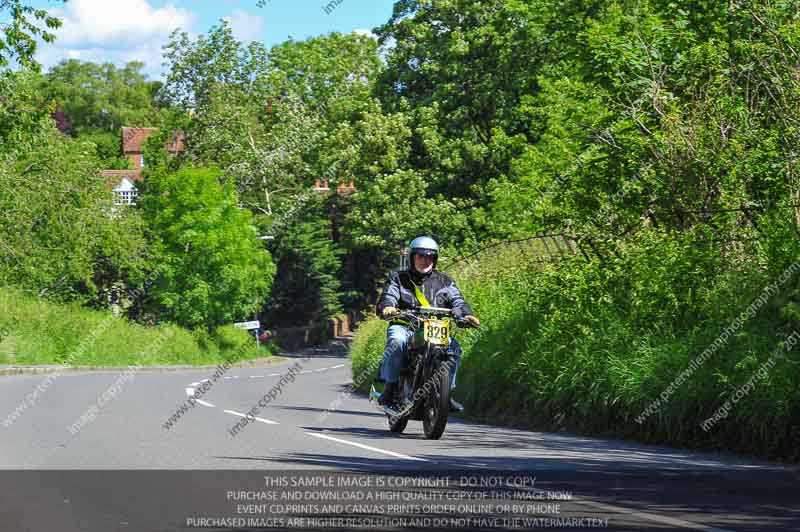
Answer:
[{"left": 369, "top": 305, "right": 477, "bottom": 440}]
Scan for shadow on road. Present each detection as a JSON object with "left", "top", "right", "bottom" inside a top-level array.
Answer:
[
  {"left": 277, "top": 405, "right": 386, "bottom": 419},
  {"left": 216, "top": 451, "right": 800, "bottom": 531}
]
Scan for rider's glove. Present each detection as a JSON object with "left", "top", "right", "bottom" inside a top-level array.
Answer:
[
  {"left": 382, "top": 306, "right": 399, "bottom": 319},
  {"left": 464, "top": 315, "right": 481, "bottom": 328}
]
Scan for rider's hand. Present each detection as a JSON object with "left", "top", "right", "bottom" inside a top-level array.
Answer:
[
  {"left": 382, "top": 306, "right": 399, "bottom": 319},
  {"left": 464, "top": 315, "right": 481, "bottom": 328}
]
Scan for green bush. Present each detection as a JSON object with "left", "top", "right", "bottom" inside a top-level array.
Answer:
[
  {"left": 350, "top": 225, "right": 800, "bottom": 460},
  {"left": 0, "top": 287, "right": 274, "bottom": 366},
  {"left": 139, "top": 166, "right": 275, "bottom": 331},
  {"left": 349, "top": 315, "right": 389, "bottom": 393}
]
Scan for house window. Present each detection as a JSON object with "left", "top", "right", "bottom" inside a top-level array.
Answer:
[{"left": 115, "top": 188, "right": 138, "bottom": 206}]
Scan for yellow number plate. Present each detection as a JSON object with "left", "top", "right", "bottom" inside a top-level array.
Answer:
[{"left": 423, "top": 319, "right": 450, "bottom": 346}]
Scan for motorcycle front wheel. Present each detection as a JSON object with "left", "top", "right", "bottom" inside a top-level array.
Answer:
[
  {"left": 388, "top": 375, "right": 410, "bottom": 433},
  {"left": 422, "top": 357, "right": 451, "bottom": 440}
]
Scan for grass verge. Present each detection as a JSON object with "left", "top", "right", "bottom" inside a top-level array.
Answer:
[{"left": 0, "top": 287, "right": 278, "bottom": 366}]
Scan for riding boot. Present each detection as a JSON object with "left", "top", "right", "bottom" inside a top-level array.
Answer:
[
  {"left": 449, "top": 398, "right": 464, "bottom": 413},
  {"left": 378, "top": 381, "right": 398, "bottom": 406}
]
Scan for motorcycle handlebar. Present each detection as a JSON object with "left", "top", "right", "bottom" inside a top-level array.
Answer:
[{"left": 385, "top": 306, "right": 479, "bottom": 328}]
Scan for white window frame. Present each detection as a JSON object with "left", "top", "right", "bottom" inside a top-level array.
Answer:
[{"left": 113, "top": 178, "right": 139, "bottom": 206}]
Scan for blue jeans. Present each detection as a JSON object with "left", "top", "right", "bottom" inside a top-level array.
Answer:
[{"left": 380, "top": 324, "right": 461, "bottom": 390}]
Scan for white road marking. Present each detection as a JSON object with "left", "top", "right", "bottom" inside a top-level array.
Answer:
[
  {"left": 177, "top": 361, "right": 350, "bottom": 428},
  {"left": 223, "top": 409, "right": 279, "bottom": 425},
  {"left": 314, "top": 364, "right": 346, "bottom": 372},
  {"left": 185, "top": 386, "right": 216, "bottom": 408},
  {"left": 306, "top": 432, "right": 429, "bottom": 462},
  {"left": 215, "top": 363, "right": 348, "bottom": 381}
]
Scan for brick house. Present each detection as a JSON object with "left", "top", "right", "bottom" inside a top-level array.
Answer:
[
  {"left": 101, "top": 127, "right": 185, "bottom": 206},
  {"left": 100, "top": 128, "right": 354, "bottom": 206},
  {"left": 313, "top": 179, "right": 357, "bottom": 196}
]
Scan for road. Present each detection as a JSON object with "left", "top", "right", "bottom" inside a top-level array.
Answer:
[{"left": 1, "top": 339, "right": 798, "bottom": 531}]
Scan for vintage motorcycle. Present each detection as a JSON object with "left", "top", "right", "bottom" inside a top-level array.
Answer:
[{"left": 369, "top": 305, "right": 477, "bottom": 440}]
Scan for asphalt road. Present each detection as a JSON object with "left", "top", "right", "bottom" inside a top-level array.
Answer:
[{"left": 1, "top": 339, "right": 798, "bottom": 532}]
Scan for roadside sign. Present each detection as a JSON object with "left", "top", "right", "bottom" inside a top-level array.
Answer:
[{"left": 234, "top": 321, "right": 261, "bottom": 331}]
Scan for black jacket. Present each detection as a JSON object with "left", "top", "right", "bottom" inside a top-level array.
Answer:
[{"left": 376, "top": 268, "right": 474, "bottom": 319}]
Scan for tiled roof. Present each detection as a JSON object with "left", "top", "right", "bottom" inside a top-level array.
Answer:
[
  {"left": 101, "top": 169, "right": 143, "bottom": 187},
  {"left": 121, "top": 127, "right": 157, "bottom": 153},
  {"left": 122, "top": 127, "right": 185, "bottom": 154}
]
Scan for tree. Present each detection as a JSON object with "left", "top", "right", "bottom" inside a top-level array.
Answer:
[
  {"left": 35, "top": 60, "right": 167, "bottom": 167},
  {"left": 345, "top": 169, "right": 469, "bottom": 258},
  {"left": 265, "top": 203, "right": 344, "bottom": 326},
  {"left": 161, "top": 20, "right": 270, "bottom": 112},
  {"left": 158, "top": 26, "right": 396, "bottom": 323},
  {"left": 0, "top": 0, "right": 63, "bottom": 70},
  {"left": 139, "top": 167, "right": 275, "bottom": 330},
  {"left": 40, "top": 60, "right": 165, "bottom": 135},
  {"left": 0, "top": 71, "right": 150, "bottom": 303},
  {"left": 0, "top": 69, "right": 48, "bottom": 148},
  {"left": 375, "top": 0, "right": 551, "bottom": 213}
]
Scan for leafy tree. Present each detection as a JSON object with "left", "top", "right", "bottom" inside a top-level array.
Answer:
[
  {"left": 31, "top": 60, "right": 168, "bottom": 168},
  {"left": 79, "top": 130, "right": 132, "bottom": 170},
  {"left": 265, "top": 200, "right": 344, "bottom": 326},
  {"left": 139, "top": 167, "right": 275, "bottom": 330},
  {"left": 40, "top": 60, "right": 165, "bottom": 134},
  {"left": 485, "top": 0, "right": 800, "bottom": 242},
  {"left": 375, "top": 0, "right": 554, "bottom": 214},
  {"left": 0, "top": 0, "right": 63, "bottom": 70},
  {"left": 0, "top": 71, "right": 149, "bottom": 303},
  {"left": 0, "top": 69, "right": 48, "bottom": 147},
  {"left": 158, "top": 26, "right": 398, "bottom": 323},
  {"left": 345, "top": 169, "right": 469, "bottom": 259},
  {"left": 161, "top": 20, "right": 270, "bottom": 112},
  {"left": 266, "top": 31, "right": 381, "bottom": 111}
]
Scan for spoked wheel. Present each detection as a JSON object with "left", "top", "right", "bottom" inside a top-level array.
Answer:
[
  {"left": 388, "top": 375, "right": 410, "bottom": 433},
  {"left": 423, "top": 359, "right": 451, "bottom": 440}
]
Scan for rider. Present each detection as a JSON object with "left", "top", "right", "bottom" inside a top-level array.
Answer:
[{"left": 376, "top": 236, "right": 480, "bottom": 412}]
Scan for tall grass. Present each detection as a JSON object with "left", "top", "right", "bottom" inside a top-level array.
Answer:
[
  {"left": 350, "top": 223, "right": 800, "bottom": 460},
  {"left": 0, "top": 288, "right": 274, "bottom": 366},
  {"left": 349, "top": 315, "right": 389, "bottom": 393}
]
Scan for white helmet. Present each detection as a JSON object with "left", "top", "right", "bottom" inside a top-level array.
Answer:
[{"left": 408, "top": 236, "right": 439, "bottom": 271}]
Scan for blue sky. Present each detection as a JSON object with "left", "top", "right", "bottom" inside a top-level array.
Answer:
[{"left": 32, "top": 0, "right": 396, "bottom": 79}]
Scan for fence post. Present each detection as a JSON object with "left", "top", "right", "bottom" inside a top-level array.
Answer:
[
  {"left": 550, "top": 235, "right": 567, "bottom": 260},
  {"left": 540, "top": 234, "right": 553, "bottom": 261}
]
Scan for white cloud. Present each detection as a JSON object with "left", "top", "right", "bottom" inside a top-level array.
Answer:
[
  {"left": 352, "top": 28, "right": 377, "bottom": 39},
  {"left": 37, "top": 0, "right": 197, "bottom": 78},
  {"left": 223, "top": 9, "right": 265, "bottom": 43},
  {"left": 53, "top": 0, "right": 195, "bottom": 49}
]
